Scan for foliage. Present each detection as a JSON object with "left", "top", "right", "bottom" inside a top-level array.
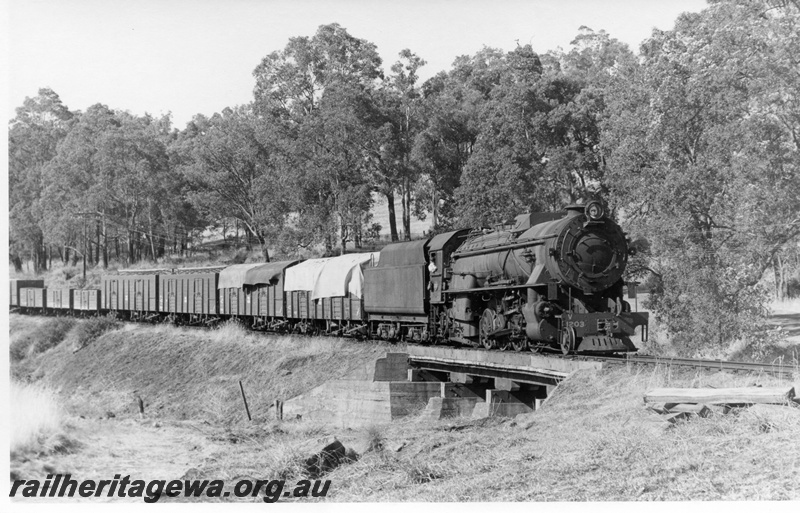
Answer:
[
  {"left": 453, "top": 32, "right": 635, "bottom": 227},
  {"left": 176, "top": 106, "right": 288, "bottom": 261},
  {"left": 603, "top": 0, "right": 800, "bottom": 353},
  {"left": 251, "top": 23, "right": 388, "bottom": 253},
  {"left": 8, "top": 88, "right": 74, "bottom": 272}
]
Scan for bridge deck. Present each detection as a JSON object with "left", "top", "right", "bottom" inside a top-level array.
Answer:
[{"left": 407, "top": 346, "right": 603, "bottom": 385}]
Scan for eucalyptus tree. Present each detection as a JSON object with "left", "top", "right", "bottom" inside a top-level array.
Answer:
[
  {"left": 41, "top": 106, "right": 176, "bottom": 265},
  {"left": 177, "top": 106, "right": 290, "bottom": 262},
  {"left": 8, "top": 88, "right": 74, "bottom": 271},
  {"left": 602, "top": 0, "right": 800, "bottom": 354},
  {"left": 252, "top": 23, "right": 384, "bottom": 253}
]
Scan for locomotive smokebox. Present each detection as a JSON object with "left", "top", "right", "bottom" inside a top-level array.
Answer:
[{"left": 531, "top": 206, "right": 628, "bottom": 293}]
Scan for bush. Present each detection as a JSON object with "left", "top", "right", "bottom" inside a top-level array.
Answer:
[{"left": 67, "top": 315, "right": 122, "bottom": 351}]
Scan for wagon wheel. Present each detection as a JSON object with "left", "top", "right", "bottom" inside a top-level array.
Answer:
[
  {"left": 559, "top": 327, "right": 576, "bottom": 355},
  {"left": 479, "top": 308, "right": 497, "bottom": 350},
  {"left": 511, "top": 337, "right": 527, "bottom": 352}
]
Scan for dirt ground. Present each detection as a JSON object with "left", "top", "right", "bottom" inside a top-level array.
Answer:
[{"left": 11, "top": 418, "right": 220, "bottom": 503}]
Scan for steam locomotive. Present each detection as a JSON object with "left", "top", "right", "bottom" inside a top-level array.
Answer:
[{"left": 10, "top": 202, "right": 648, "bottom": 354}]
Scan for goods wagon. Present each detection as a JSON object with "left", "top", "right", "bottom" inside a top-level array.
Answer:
[
  {"left": 218, "top": 263, "right": 266, "bottom": 317},
  {"left": 284, "top": 258, "right": 331, "bottom": 324},
  {"left": 102, "top": 270, "right": 159, "bottom": 318},
  {"left": 73, "top": 289, "right": 101, "bottom": 313},
  {"left": 241, "top": 260, "right": 300, "bottom": 329},
  {"left": 19, "top": 287, "right": 46, "bottom": 310},
  {"left": 284, "top": 253, "right": 378, "bottom": 334},
  {"left": 159, "top": 267, "right": 222, "bottom": 323},
  {"left": 10, "top": 279, "right": 44, "bottom": 307},
  {"left": 46, "top": 288, "right": 74, "bottom": 310}
]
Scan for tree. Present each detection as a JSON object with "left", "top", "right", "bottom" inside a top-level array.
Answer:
[
  {"left": 41, "top": 106, "right": 180, "bottom": 265},
  {"left": 178, "top": 106, "right": 289, "bottom": 262},
  {"left": 8, "top": 88, "right": 74, "bottom": 272},
  {"left": 365, "top": 49, "right": 427, "bottom": 241},
  {"left": 411, "top": 50, "right": 503, "bottom": 230},
  {"left": 252, "top": 23, "right": 384, "bottom": 252},
  {"left": 602, "top": 0, "right": 800, "bottom": 355}
]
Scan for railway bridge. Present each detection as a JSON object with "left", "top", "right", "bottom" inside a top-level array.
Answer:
[{"left": 284, "top": 346, "right": 602, "bottom": 427}]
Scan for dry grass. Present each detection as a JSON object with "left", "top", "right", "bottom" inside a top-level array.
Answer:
[
  {"left": 308, "top": 366, "right": 800, "bottom": 501},
  {"left": 10, "top": 311, "right": 800, "bottom": 502},
  {"left": 10, "top": 382, "right": 65, "bottom": 453},
  {"left": 64, "top": 315, "right": 123, "bottom": 352},
  {"left": 11, "top": 314, "right": 399, "bottom": 424},
  {"left": 9, "top": 316, "right": 76, "bottom": 363}
]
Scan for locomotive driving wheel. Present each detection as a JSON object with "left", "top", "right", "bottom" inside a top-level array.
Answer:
[
  {"left": 479, "top": 308, "right": 497, "bottom": 350},
  {"left": 559, "top": 327, "right": 576, "bottom": 355}
]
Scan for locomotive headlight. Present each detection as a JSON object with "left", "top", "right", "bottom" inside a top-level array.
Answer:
[{"left": 585, "top": 201, "right": 605, "bottom": 221}]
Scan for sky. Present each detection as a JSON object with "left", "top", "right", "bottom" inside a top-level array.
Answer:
[{"left": 6, "top": 0, "right": 709, "bottom": 129}]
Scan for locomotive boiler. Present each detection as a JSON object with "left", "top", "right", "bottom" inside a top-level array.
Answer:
[{"left": 443, "top": 201, "right": 648, "bottom": 353}]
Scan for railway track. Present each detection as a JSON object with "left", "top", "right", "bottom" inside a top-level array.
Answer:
[
  {"left": 13, "top": 309, "right": 798, "bottom": 380},
  {"left": 563, "top": 353, "right": 798, "bottom": 379}
]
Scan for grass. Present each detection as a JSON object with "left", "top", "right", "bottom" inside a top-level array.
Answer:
[
  {"left": 65, "top": 315, "right": 123, "bottom": 352},
  {"left": 313, "top": 365, "right": 800, "bottom": 501},
  {"left": 10, "top": 382, "right": 65, "bottom": 454},
  {"left": 9, "top": 316, "right": 76, "bottom": 362},
  {"left": 10, "top": 314, "right": 400, "bottom": 424},
  {"left": 8, "top": 309, "right": 800, "bottom": 501}
]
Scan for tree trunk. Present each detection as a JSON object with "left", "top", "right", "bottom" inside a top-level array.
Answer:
[
  {"left": 402, "top": 181, "right": 412, "bottom": 240},
  {"left": 38, "top": 241, "right": 48, "bottom": 272},
  {"left": 128, "top": 229, "right": 136, "bottom": 264},
  {"left": 431, "top": 189, "right": 439, "bottom": 231},
  {"left": 340, "top": 218, "right": 348, "bottom": 255},
  {"left": 102, "top": 215, "right": 108, "bottom": 268},
  {"left": 386, "top": 189, "right": 399, "bottom": 241},
  {"left": 261, "top": 237, "right": 270, "bottom": 263},
  {"left": 94, "top": 218, "right": 100, "bottom": 266},
  {"left": 11, "top": 253, "right": 23, "bottom": 272},
  {"left": 774, "top": 255, "right": 787, "bottom": 301}
]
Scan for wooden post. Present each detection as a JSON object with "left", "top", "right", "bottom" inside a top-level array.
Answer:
[
  {"left": 274, "top": 399, "right": 283, "bottom": 421},
  {"left": 239, "top": 380, "right": 252, "bottom": 421}
]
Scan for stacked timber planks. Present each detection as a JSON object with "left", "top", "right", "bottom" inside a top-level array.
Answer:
[
  {"left": 644, "top": 387, "right": 796, "bottom": 405},
  {"left": 644, "top": 386, "right": 797, "bottom": 425}
]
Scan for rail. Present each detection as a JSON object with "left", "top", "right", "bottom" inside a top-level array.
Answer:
[{"left": 564, "top": 353, "right": 798, "bottom": 379}]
